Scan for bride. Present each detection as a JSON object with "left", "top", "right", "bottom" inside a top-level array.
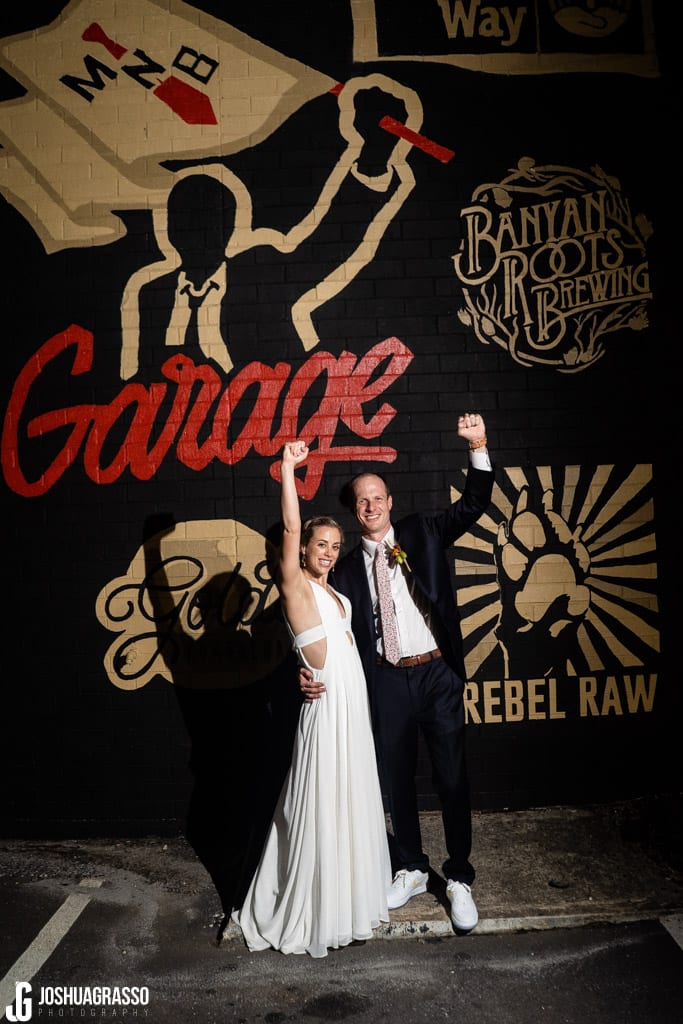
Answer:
[{"left": 233, "top": 440, "right": 391, "bottom": 957}]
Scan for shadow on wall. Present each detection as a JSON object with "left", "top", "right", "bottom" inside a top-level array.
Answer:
[{"left": 142, "top": 514, "right": 301, "bottom": 915}]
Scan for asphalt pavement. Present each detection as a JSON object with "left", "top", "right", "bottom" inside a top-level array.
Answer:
[
  {"left": 217, "top": 795, "right": 683, "bottom": 942},
  {"left": 372, "top": 796, "right": 683, "bottom": 939},
  {"left": 2, "top": 796, "right": 682, "bottom": 948},
  {"left": 2, "top": 797, "right": 683, "bottom": 1024}
]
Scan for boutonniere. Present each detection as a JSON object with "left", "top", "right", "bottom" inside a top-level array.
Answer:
[{"left": 386, "top": 540, "right": 411, "bottom": 572}]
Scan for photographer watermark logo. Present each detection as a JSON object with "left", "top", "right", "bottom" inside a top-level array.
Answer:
[
  {"left": 6, "top": 982, "right": 31, "bottom": 1022},
  {"left": 5, "top": 981, "right": 150, "bottom": 1020}
]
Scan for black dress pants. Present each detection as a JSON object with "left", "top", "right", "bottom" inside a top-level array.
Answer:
[{"left": 372, "top": 655, "right": 474, "bottom": 885}]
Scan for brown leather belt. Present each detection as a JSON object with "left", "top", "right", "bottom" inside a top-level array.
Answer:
[{"left": 377, "top": 648, "right": 442, "bottom": 669}]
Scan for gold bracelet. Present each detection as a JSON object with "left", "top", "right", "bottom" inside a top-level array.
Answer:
[{"left": 469, "top": 436, "right": 488, "bottom": 450}]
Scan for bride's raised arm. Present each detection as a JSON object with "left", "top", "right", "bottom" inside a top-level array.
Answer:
[{"left": 278, "top": 441, "right": 309, "bottom": 602}]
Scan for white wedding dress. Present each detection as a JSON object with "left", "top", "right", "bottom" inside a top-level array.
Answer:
[{"left": 233, "top": 579, "right": 391, "bottom": 957}]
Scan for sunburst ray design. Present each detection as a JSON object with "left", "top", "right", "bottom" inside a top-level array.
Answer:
[{"left": 450, "top": 464, "right": 659, "bottom": 679}]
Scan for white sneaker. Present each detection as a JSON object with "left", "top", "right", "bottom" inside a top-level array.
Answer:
[
  {"left": 387, "top": 869, "right": 429, "bottom": 910},
  {"left": 446, "top": 880, "right": 478, "bottom": 931}
]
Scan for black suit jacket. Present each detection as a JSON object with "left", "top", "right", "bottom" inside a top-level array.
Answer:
[{"left": 331, "top": 466, "right": 494, "bottom": 696}]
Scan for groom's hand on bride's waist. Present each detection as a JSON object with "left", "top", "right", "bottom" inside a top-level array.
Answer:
[{"left": 298, "top": 664, "right": 326, "bottom": 702}]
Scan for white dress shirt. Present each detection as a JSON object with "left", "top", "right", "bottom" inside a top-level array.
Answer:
[{"left": 362, "top": 449, "right": 492, "bottom": 660}]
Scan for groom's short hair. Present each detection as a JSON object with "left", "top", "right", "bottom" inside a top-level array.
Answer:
[{"left": 338, "top": 472, "right": 391, "bottom": 513}]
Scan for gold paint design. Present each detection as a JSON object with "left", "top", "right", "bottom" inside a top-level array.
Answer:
[
  {"left": 451, "top": 463, "right": 659, "bottom": 680},
  {"left": 350, "top": 0, "right": 658, "bottom": 76},
  {"left": 0, "top": 0, "right": 335, "bottom": 251},
  {"left": 454, "top": 158, "right": 652, "bottom": 372},
  {"left": 96, "top": 519, "right": 289, "bottom": 691}
]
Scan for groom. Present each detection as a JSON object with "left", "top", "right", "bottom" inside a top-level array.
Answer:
[{"left": 300, "top": 413, "right": 493, "bottom": 931}]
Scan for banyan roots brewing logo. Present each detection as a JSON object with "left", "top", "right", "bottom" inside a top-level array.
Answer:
[{"left": 453, "top": 157, "right": 652, "bottom": 372}]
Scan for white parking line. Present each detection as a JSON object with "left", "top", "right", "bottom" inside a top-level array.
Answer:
[
  {"left": 0, "top": 880, "right": 102, "bottom": 1022},
  {"left": 661, "top": 913, "right": 683, "bottom": 950}
]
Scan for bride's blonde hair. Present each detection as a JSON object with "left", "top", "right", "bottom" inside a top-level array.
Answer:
[{"left": 301, "top": 516, "right": 345, "bottom": 547}]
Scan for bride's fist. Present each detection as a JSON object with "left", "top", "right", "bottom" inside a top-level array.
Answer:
[{"left": 282, "top": 440, "right": 309, "bottom": 464}]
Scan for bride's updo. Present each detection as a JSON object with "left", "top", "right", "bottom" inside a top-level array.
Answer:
[{"left": 301, "top": 516, "right": 345, "bottom": 547}]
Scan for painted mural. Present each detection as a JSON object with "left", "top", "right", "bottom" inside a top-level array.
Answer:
[{"left": 0, "top": 0, "right": 675, "bottom": 835}]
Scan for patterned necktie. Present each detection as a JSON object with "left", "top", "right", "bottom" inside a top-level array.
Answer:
[{"left": 374, "top": 544, "right": 401, "bottom": 665}]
